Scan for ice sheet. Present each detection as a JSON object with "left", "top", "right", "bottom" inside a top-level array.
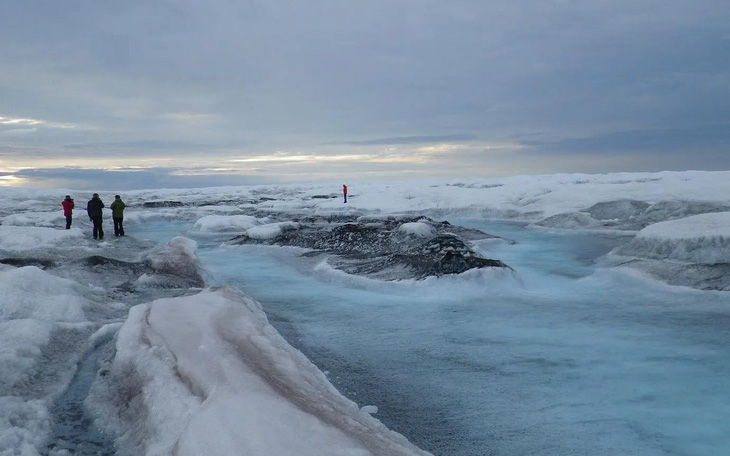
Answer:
[{"left": 1, "top": 171, "right": 729, "bottom": 455}]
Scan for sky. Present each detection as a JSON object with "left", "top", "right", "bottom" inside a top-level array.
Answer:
[{"left": 1, "top": 0, "right": 729, "bottom": 190}]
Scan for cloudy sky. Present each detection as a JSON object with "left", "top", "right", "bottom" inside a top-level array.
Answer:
[{"left": 1, "top": 1, "right": 728, "bottom": 189}]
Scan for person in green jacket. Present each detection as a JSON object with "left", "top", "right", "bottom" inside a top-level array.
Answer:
[{"left": 110, "top": 194, "right": 126, "bottom": 237}]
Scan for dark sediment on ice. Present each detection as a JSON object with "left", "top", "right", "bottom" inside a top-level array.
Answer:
[{"left": 230, "top": 215, "right": 512, "bottom": 280}]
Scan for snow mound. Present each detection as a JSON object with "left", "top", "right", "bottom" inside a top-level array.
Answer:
[
  {"left": 125, "top": 205, "right": 243, "bottom": 225},
  {"left": 146, "top": 237, "right": 198, "bottom": 272},
  {"left": 584, "top": 199, "right": 650, "bottom": 221},
  {"left": 613, "top": 212, "right": 730, "bottom": 264},
  {"left": 0, "top": 266, "right": 88, "bottom": 322},
  {"left": 640, "top": 200, "right": 730, "bottom": 224},
  {"left": 638, "top": 212, "right": 730, "bottom": 240},
  {"left": 140, "top": 237, "right": 204, "bottom": 288},
  {"left": 246, "top": 221, "right": 300, "bottom": 240},
  {"left": 90, "top": 288, "right": 430, "bottom": 456},
  {"left": 533, "top": 212, "right": 603, "bottom": 230},
  {"left": 122, "top": 210, "right": 178, "bottom": 224},
  {"left": 398, "top": 222, "right": 437, "bottom": 238},
  {"left": 0, "top": 226, "right": 85, "bottom": 252},
  {"left": 1, "top": 211, "right": 64, "bottom": 228},
  {"left": 0, "top": 319, "right": 53, "bottom": 389},
  {"left": 0, "top": 266, "right": 91, "bottom": 400},
  {"left": 193, "top": 205, "right": 242, "bottom": 213},
  {"left": 191, "top": 215, "right": 263, "bottom": 233},
  {"left": 533, "top": 198, "right": 730, "bottom": 232}
]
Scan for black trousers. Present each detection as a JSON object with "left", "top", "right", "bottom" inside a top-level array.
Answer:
[
  {"left": 91, "top": 215, "right": 104, "bottom": 239},
  {"left": 113, "top": 216, "right": 124, "bottom": 236},
  {"left": 65, "top": 215, "right": 72, "bottom": 229}
]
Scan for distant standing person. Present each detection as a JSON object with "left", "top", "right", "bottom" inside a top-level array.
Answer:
[
  {"left": 110, "top": 194, "right": 126, "bottom": 237},
  {"left": 86, "top": 193, "right": 105, "bottom": 240},
  {"left": 343, "top": 184, "right": 348, "bottom": 203},
  {"left": 61, "top": 195, "right": 74, "bottom": 229}
]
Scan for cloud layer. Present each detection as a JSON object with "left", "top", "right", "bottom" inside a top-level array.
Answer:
[{"left": 1, "top": 1, "right": 728, "bottom": 188}]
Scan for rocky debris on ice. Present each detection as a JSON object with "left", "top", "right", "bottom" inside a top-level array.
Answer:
[{"left": 229, "top": 215, "right": 511, "bottom": 280}]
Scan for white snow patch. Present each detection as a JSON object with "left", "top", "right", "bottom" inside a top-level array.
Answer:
[
  {"left": 0, "top": 319, "right": 53, "bottom": 387},
  {"left": 1, "top": 211, "right": 63, "bottom": 228},
  {"left": 147, "top": 237, "right": 198, "bottom": 272},
  {"left": 194, "top": 205, "right": 242, "bottom": 213},
  {"left": 398, "top": 222, "right": 437, "bottom": 238},
  {"left": 0, "top": 266, "right": 88, "bottom": 322},
  {"left": 191, "top": 215, "right": 263, "bottom": 233},
  {"left": 246, "top": 221, "right": 300, "bottom": 240},
  {"left": 638, "top": 212, "right": 730, "bottom": 240},
  {"left": 615, "top": 212, "right": 730, "bottom": 264},
  {"left": 0, "top": 226, "right": 85, "bottom": 252}
]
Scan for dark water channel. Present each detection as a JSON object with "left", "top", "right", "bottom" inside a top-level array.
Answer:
[{"left": 47, "top": 341, "right": 115, "bottom": 455}]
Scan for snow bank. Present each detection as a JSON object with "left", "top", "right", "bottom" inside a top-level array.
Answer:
[
  {"left": 0, "top": 226, "right": 85, "bottom": 252},
  {"left": 246, "top": 221, "right": 300, "bottom": 240},
  {"left": 0, "top": 319, "right": 54, "bottom": 388},
  {"left": 533, "top": 212, "right": 605, "bottom": 230},
  {"left": 612, "top": 212, "right": 730, "bottom": 264},
  {"left": 146, "top": 237, "right": 197, "bottom": 272},
  {"left": 638, "top": 212, "right": 730, "bottom": 240},
  {"left": 122, "top": 210, "right": 180, "bottom": 224},
  {"left": 1, "top": 211, "right": 64, "bottom": 228},
  {"left": 0, "top": 266, "right": 91, "bottom": 389},
  {"left": 193, "top": 205, "right": 242, "bottom": 213},
  {"left": 534, "top": 198, "right": 730, "bottom": 232},
  {"left": 93, "top": 288, "right": 430, "bottom": 456},
  {"left": 584, "top": 199, "right": 650, "bottom": 221},
  {"left": 35, "top": 170, "right": 725, "bottom": 227},
  {"left": 124, "top": 205, "right": 244, "bottom": 225},
  {"left": 264, "top": 171, "right": 730, "bottom": 219},
  {"left": 138, "top": 236, "right": 204, "bottom": 288},
  {"left": 0, "top": 266, "right": 94, "bottom": 453},
  {"left": 0, "top": 266, "right": 88, "bottom": 322},
  {"left": 191, "top": 215, "right": 263, "bottom": 233}
]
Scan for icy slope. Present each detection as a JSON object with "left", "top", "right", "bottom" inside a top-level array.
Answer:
[
  {"left": 613, "top": 212, "right": 730, "bottom": 264},
  {"left": 89, "top": 288, "right": 432, "bottom": 456},
  {"left": 605, "top": 212, "right": 730, "bottom": 290}
]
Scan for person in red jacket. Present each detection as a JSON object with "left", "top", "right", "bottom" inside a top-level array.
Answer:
[
  {"left": 61, "top": 195, "right": 74, "bottom": 229},
  {"left": 342, "top": 184, "right": 348, "bottom": 203}
]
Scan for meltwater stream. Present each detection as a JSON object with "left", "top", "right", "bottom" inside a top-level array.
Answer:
[
  {"left": 138, "top": 220, "right": 730, "bottom": 456},
  {"left": 48, "top": 341, "right": 115, "bottom": 455}
]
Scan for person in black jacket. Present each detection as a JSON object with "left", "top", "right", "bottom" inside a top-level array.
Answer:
[{"left": 86, "top": 193, "right": 105, "bottom": 239}]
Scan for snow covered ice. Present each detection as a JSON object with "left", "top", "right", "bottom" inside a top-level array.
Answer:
[
  {"left": 614, "top": 212, "right": 730, "bottom": 264},
  {"left": 87, "top": 288, "right": 428, "bottom": 456},
  {"left": 0, "top": 171, "right": 729, "bottom": 455}
]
